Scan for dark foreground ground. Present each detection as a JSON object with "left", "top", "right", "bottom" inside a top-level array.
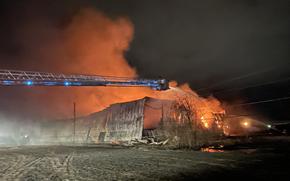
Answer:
[{"left": 0, "top": 137, "right": 290, "bottom": 181}]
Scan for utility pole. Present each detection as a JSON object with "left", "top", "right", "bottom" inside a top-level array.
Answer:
[
  {"left": 73, "top": 102, "right": 76, "bottom": 144},
  {"left": 161, "top": 103, "right": 164, "bottom": 128},
  {"left": 194, "top": 119, "right": 197, "bottom": 147}
]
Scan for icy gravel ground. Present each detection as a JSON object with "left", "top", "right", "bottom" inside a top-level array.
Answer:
[{"left": 0, "top": 141, "right": 290, "bottom": 181}]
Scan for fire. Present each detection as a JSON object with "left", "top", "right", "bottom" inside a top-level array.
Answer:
[
  {"left": 7, "top": 8, "right": 225, "bottom": 128},
  {"left": 200, "top": 116, "right": 208, "bottom": 128},
  {"left": 57, "top": 9, "right": 225, "bottom": 125},
  {"left": 201, "top": 145, "right": 225, "bottom": 153},
  {"left": 158, "top": 86, "right": 225, "bottom": 130},
  {"left": 201, "top": 147, "right": 224, "bottom": 153}
]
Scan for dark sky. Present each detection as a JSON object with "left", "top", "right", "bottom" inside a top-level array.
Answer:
[{"left": 0, "top": 0, "right": 290, "bottom": 121}]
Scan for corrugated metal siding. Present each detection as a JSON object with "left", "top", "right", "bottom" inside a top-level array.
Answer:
[
  {"left": 33, "top": 98, "right": 147, "bottom": 144},
  {"left": 102, "top": 99, "right": 145, "bottom": 142}
]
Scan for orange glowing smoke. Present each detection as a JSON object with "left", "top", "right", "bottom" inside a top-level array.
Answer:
[{"left": 19, "top": 8, "right": 224, "bottom": 126}]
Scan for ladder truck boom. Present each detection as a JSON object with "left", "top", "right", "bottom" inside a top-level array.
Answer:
[{"left": 0, "top": 69, "right": 169, "bottom": 90}]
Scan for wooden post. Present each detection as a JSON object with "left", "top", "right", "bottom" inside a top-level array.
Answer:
[
  {"left": 86, "top": 127, "right": 91, "bottom": 144},
  {"left": 73, "top": 102, "right": 76, "bottom": 144},
  {"left": 161, "top": 102, "right": 164, "bottom": 128},
  {"left": 193, "top": 114, "right": 197, "bottom": 147}
]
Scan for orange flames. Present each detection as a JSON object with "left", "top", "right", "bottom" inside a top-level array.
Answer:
[
  {"left": 63, "top": 9, "right": 224, "bottom": 127},
  {"left": 19, "top": 9, "right": 225, "bottom": 128},
  {"left": 162, "top": 83, "right": 225, "bottom": 129}
]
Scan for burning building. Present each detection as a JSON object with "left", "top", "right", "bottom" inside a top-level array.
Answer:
[{"left": 30, "top": 96, "right": 225, "bottom": 145}]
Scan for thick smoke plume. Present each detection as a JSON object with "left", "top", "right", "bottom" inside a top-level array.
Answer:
[{"left": 0, "top": 8, "right": 224, "bottom": 126}]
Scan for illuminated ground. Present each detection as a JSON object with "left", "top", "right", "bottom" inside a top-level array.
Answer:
[{"left": 0, "top": 138, "right": 290, "bottom": 181}]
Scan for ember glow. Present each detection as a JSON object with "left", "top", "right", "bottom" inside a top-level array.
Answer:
[{"left": 242, "top": 121, "right": 249, "bottom": 128}]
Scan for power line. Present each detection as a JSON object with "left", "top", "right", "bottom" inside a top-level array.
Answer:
[
  {"left": 228, "top": 95, "right": 290, "bottom": 107},
  {"left": 196, "top": 64, "right": 289, "bottom": 93},
  {"left": 212, "top": 76, "right": 290, "bottom": 95},
  {"left": 196, "top": 67, "right": 275, "bottom": 92}
]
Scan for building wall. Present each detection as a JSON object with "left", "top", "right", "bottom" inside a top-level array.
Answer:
[
  {"left": 33, "top": 98, "right": 147, "bottom": 144},
  {"left": 101, "top": 99, "right": 145, "bottom": 142},
  {"left": 69, "top": 98, "right": 146, "bottom": 143}
]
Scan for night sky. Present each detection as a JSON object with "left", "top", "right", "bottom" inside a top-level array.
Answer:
[{"left": 0, "top": 0, "right": 290, "bottom": 121}]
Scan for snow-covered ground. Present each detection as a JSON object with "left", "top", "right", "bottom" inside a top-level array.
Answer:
[{"left": 0, "top": 139, "right": 290, "bottom": 180}]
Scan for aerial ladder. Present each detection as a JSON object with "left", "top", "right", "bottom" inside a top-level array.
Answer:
[{"left": 0, "top": 69, "right": 169, "bottom": 90}]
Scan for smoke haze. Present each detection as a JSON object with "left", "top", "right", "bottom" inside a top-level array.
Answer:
[{"left": 0, "top": 0, "right": 289, "bottom": 121}]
